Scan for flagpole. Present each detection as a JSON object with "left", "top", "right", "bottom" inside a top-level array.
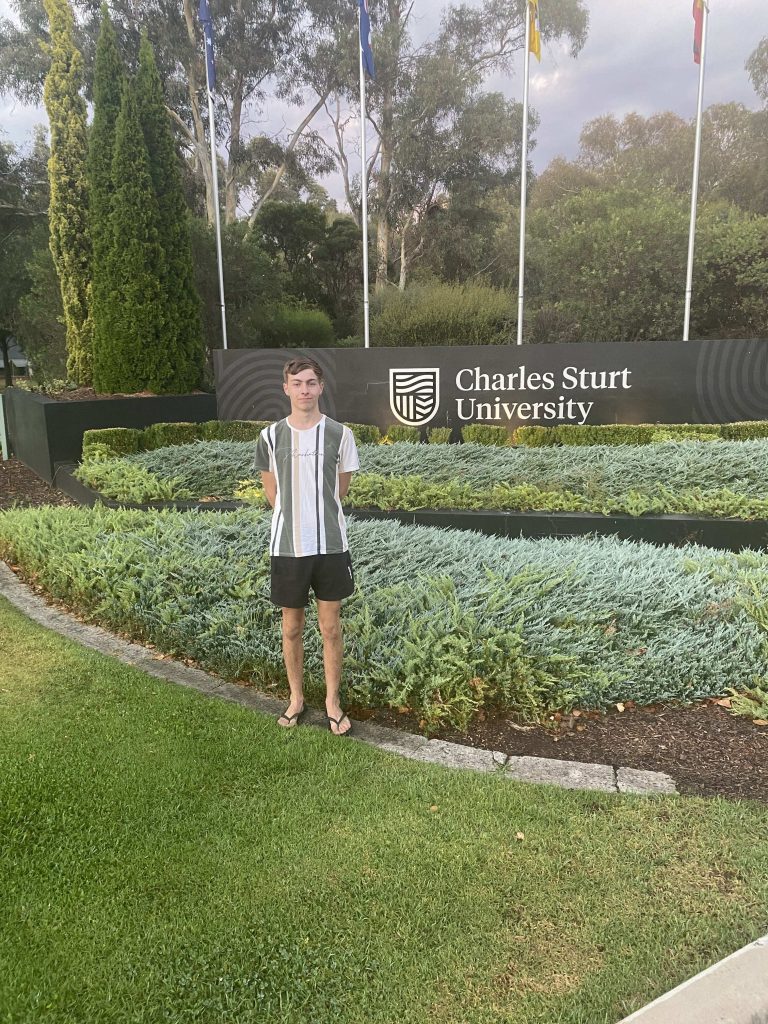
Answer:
[
  {"left": 683, "top": 1, "right": 708, "bottom": 342},
  {"left": 516, "top": 2, "right": 532, "bottom": 346},
  {"left": 358, "top": 10, "right": 371, "bottom": 350},
  {"left": 205, "top": 58, "right": 228, "bottom": 350}
]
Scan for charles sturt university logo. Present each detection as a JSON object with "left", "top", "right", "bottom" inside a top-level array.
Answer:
[{"left": 389, "top": 368, "right": 440, "bottom": 427}]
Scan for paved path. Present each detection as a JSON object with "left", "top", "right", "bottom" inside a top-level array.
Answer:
[{"left": 0, "top": 559, "right": 676, "bottom": 797}]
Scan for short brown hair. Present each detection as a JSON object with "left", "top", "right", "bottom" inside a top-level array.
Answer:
[{"left": 283, "top": 357, "right": 323, "bottom": 383}]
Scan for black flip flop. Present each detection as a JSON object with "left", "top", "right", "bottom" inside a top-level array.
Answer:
[
  {"left": 326, "top": 712, "right": 352, "bottom": 736},
  {"left": 277, "top": 706, "right": 306, "bottom": 728}
]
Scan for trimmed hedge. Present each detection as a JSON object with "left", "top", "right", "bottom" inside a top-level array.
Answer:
[
  {"left": 1, "top": 506, "right": 766, "bottom": 727},
  {"left": 513, "top": 421, "right": 768, "bottom": 447},
  {"left": 461, "top": 424, "right": 509, "bottom": 447},
  {"left": 82, "top": 427, "right": 144, "bottom": 460},
  {"left": 385, "top": 425, "right": 420, "bottom": 444},
  {"left": 199, "top": 420, "right": 271, "bottom": 443},
  {"left": 427, "top": 427, "right": 452, "bottom": 444},
  {"left": 347, "top": 422, "right": 381, "bottom": 445},
  {"left": 142, "top": 421, "right": 203, "bottom": 450}
]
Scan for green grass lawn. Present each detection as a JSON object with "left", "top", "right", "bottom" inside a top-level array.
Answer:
[{"left": 1, "top": 595, "right": 767, "bottom": 1024}]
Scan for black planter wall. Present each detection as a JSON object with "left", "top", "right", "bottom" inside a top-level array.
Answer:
[{"left": 3, "top": 389, "right": 217, "bottom": 483}]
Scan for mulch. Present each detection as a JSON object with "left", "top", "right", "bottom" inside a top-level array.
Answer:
[
  {"left": 2, "top": 455, "right": 767, "bottom": 804},
  {"left": 0, "top": 458, "right": 76, "bottom": 510}
]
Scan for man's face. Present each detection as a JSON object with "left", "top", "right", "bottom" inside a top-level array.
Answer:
[{"left": 284, "top": 369, "right": 324, "bottom": 411}]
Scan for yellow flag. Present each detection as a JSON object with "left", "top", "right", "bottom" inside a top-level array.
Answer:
[{"left": 529, "top": 0, "right": 541, "bottom": 62}]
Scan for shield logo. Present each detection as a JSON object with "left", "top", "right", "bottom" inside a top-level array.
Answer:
[{"left": 389, "top": 368, "right": 440, "bottom": 427}]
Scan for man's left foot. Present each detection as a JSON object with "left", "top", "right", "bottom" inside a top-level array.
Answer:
[{"left": 326, "top": 709, "right": 352, "bottom": 736}]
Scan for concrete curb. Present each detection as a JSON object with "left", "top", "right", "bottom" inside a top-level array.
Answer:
[
  {"left": 617, "top": 933, "right": 768, "bottom": 1024},
  {"left": 0, "top": 560, "right": 677, "bottom": 797}
]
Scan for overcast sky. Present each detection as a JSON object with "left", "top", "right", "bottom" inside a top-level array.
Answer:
[{"left": 0, "top": 0, "right": 764, "bottom": 206}]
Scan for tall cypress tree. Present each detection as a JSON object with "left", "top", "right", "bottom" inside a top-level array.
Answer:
[
  {"left": 136, "top": 33, "right": 204, "bottom": 393},
  {"left": 42, "top": 0, "right": 92, "bottom": 385},
  {"left": 93, "top": 79, "right": 165, "bottom": 393},
  {"left": 88, "top": 4, "right": 123, "bottom": 380}
]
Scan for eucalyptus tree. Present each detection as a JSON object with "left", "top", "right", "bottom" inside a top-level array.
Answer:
[
  {"left": 540, "top": 105, "right": 768, "bottom": 216},
  {"left": 746, "top": 36, "right": 768, "bottom": 105},
  {"left": 324, "top": 0, "right": 588, "bottom": 290},
  {"left": 0, "top": 0, "right": 354, "bottom": 229}
]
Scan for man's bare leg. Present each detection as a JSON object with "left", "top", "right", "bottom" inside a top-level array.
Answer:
[
  {"left": 278, "top": 607, "right": 305, "bottom": 727},
  {"left": 317, "top": 599, "right": 351, "bottom": 735}
]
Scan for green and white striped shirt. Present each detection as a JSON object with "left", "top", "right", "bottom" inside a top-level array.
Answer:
[{"left": 253, "top": 416, "right": 360, "bottom": 557}]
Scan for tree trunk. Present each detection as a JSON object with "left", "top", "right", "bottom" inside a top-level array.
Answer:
[
  {"left": 225, "top": 76, "right": 243, "bottom": 224},
  {"left": 1, "top": 334, "right": 12, "bottom": 388},
  {"left": 243, "top": 90, "right": 331, "bottom": 239},
  {"left": 375, "top": 85, "right": 394, "bottom": 291},
  {"left": 181, "top": 0, "right": 215, "bottom": 225},
  {"left": 398, "top": 226, "right": 408, "bottom": 290}
]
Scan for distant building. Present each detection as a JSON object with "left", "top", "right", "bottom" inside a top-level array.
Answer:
[{"left": 0, "top": 338, "right": 31, "bottom": 377}]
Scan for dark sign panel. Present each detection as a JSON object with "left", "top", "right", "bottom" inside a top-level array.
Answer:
[{"left": 214, "top": 339, "right": 768, "bottom": 430}]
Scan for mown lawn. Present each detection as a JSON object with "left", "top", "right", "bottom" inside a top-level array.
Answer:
[{"left": 1, "top": 595, "right": 767, "bottom": 1024}]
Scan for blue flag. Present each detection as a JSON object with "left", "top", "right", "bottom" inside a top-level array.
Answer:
[
  {"left": 198, "top": 0, "right": 216, "bottom": 91},
  {"left": 359, "top": 0, "right": 375, "bottom": 79}
]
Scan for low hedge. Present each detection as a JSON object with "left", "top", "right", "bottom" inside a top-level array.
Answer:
[
  {"left": 199, "top": 420, "right": 270, "bottom": 443},
  {"left": 83, "top": 418, "right": 768, "bottom": 460},
  {"left": 385, "top": 425, "right": 420, "bottom": 444},
  {"left": 83, "top": 419, "right": 385, "bottom": 458},
  {"left": 461, "top": 424, "right": 509, "bottom": 447},
  {"left": 1, "top": 506, "right": 766, "bottom": 728},
  {"left": 81, "top": 427, "right": 144, "bottom": 460},
  {"left": 513, "top": 421, "right": 768, "bottom": 447}
]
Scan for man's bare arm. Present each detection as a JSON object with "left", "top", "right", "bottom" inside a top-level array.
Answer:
[
  {"left": 261, "top": 471, "right": 277, "bottom": 508},
  {"left": 339, "top": 472, "right": 353, "bottom": 499}
]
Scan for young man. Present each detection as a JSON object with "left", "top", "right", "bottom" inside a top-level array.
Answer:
[{"left": 253, "top": 357, "right": 360, "bottom": 736}]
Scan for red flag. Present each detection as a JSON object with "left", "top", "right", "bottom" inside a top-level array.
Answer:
[{"left": 692, "top": 0, "right": 704, "bottom": 65}]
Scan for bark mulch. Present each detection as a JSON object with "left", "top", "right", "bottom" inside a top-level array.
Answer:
[
  {"left": 2, "top": 455, "right": 767, "bottom": 804},
  {"left": 0, "top": 458, "right": 75, "bottom": 510}
]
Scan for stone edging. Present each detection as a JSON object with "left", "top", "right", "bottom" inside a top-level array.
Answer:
[{"left": 0, "top": 560, "right": 676, "bottom": 797}]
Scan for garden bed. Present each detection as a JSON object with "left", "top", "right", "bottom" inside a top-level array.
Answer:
[
  {"left": 2, "top": 474, "right": 767, "bottom": 801},
  {"left": 56, "top": 464, "right": 768, "bottom": 551},
  {"left": 63, "top": 435, "right": 768, "bottom": 550},
  {"left": 2, "top": 386, "right": 216, "bottom": 482}
]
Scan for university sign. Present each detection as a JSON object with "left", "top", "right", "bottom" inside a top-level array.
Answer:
[{"left": 214, "top": 339, "right": 768, "bottom": 431}]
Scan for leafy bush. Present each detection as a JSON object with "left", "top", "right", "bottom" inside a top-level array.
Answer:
[
  {"left": 385, "top": 425, "right": 421, "bottom": 444},
  {"left": 727, "top": 685, "right": 768, "bottom": 719},
  {"left": 346, "top": 422, "right": 381, "bottom": 445},
  {"left": 427, "top": 427, "right": 452, "bottom": 444},
  {"left": 370, "top": 281, "right": 514, "bottom": 346},
  {"left": 258, "top": 305, "right": 335, "bottom": 348},
  {"left": 82, "top": 427, "right": 143, "bottom": 458},
  {"left": 143, "top": 422, "right": 203, "bottom": 450},
  {"left": 461, "top": 424, "right": 509, "bottom": 446},
  {"left": 74, "top": 456, "right": 191, "bottom": 503},
  {"left": 1, "top": 506, "right": 766, "bottom": 725}
]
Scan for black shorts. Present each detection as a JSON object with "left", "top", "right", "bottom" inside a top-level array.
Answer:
[{"left": 270, "top": 552, "right": 355, "bottom": 608}]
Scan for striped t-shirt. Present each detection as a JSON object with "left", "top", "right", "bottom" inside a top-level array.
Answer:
[{"left": 253, "top": 416, "right": 360, "bottom": 557}]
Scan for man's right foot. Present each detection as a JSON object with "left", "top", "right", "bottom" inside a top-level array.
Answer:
[{"left": 277, "top": 701, "right": 305, "bottom": 728}]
